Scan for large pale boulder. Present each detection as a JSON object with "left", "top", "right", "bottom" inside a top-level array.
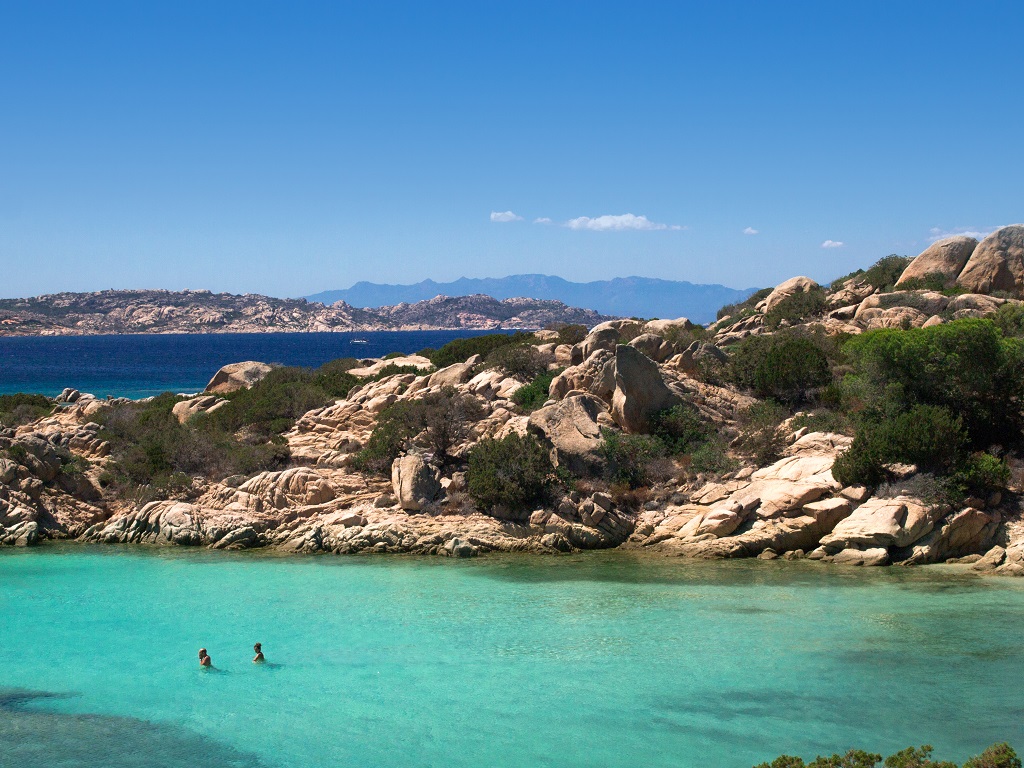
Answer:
[
  {"left": 759, "top": 277, "right": 819, "bottom": 314},
  {"left": 549, "top": 349, "right": 616, "bottom": 401},
  {"left": 609, "top": 345, "right": 680, "bottom": 433},
  {"left": 573, "top": 327, "right": 620, "bottom": 363},
  {"left": 895, "top": 236, "right": 978, "bottom": 288},
  {"left": 172, "top": 395, "right": 227, "bottom": 423},
  {"left": 956, "top": 225, "right": 1024, "bottom": 296},
  {"left": 427, "top": 362, "right": 475, "bottom": 388},
  {"left": 643, "top": 317, "right": 694, "bottom": 337},
  {"left": 819, "top": 496, "right": 937, "bottom": 552},
  {"left": 391, "top": 455, "right": 440, "bottom": 511},
  {"left": 205, "top": 361, "right": 274, "bottom": 394},
  {"left": 628, "top": 333, "right": 676, "bottom": 363},
  {"left": 528, "top": 393, "right": 606, "bottom": 476}
]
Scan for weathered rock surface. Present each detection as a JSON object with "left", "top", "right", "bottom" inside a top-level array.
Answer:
[
  {"left": 956, "top": 225, "right": 1024, "bottom": 296},
  {"left": 206, "top": 361, "right": 274, "bottom": 394},
  {"left": 391, "top": 455, "right": 441, "bottom": 511},
  {"left": 895, "top": 236, "right": 978, "bottom": 288},
  {"left": 610, "top": 345, "right": 680, "bottom": 433},
  {"left": 528, "top": 394, "right": 606, "bottom": 476}
]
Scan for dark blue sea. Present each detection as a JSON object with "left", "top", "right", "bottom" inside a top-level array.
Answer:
[{"left": 0, "top": 331, "right": 503, "bottom": 399}]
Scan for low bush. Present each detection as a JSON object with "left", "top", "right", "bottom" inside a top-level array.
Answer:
[
  {"left": 467, "top": 433, "right": 555, "bottom": 513},
  {"left": 991, "top": 302, "right": 1024, "bottom": 338},
  {"left": 717, "top": 288, "right": 771, "bottom": 321},
  {"left": 0, "top": 393, "right": 53, "bottom": 427},
  {"left": 486, "top": 344, "right": 548, "bottom": 380},
  {"left": 96, "top": 394, "right": 290, "bottom": 498},
  {"left": 763, "top": 287, "right": 827, "bottom": 329},
  {"left": 352, "top": 387, "right": 484, "bottom": 474},
  {"left": 512, "top": 369, "right": 561, "bottom": 413},
  {"left": 599, "top": 429, "right": 667, "bottom": 489},
  {"left": 651, "top": 404, "right": 708, "bottom": 455},
  {"left": 735, "top": 400, "right": 788, "bottom": 466},
  {"left": 894, "top": 272, "right": 955, "bottom": 293},
  {"left": 688, "top": 436, "right": 739, "bottom": 476},
  {"left": 790, "top": 408, "right": 854, "bottom": 436},
  {"left": 954, "top": 452, "right": 1011, "bottom": 497},
  {"left": 861, "top": 254, "right": 913, "bottom": 291},
  {"left": 728, "top": 331, "right": 833, "bottom": 404},
  {"left": 832, "top": 404, "right": 967, "bottom": 488},
  {"left": 544, "top": 323, "right": 588, "bottom": 346},
  {"left": 754, "top": 741, "right": 1019, "bottom": 768},
  {"left": 426, "top": 332, "right": 532, "bottom": 368}
]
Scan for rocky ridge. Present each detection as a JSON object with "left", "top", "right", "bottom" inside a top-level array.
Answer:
[{"left": 0, "top": 290, "right": 612, "bottom": 336}]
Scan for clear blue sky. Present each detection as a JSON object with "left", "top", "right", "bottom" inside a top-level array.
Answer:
[{"left": 2, "top": 1, "right": 1022, "bottom": 299}]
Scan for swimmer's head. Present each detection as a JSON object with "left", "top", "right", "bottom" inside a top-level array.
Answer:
[
  {"left": 199, "top": 648, "right": 207, "bottom": 656},
  {"left": 254, "top": 643, "right": 262, "bottom": 651}
]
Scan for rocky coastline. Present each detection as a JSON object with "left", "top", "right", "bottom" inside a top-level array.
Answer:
[
  {"left": 3, "top": 225, "right": 1024, "bottom": 576},
  {"left": 0, "top": 290, "right": 612, "bottom": 336}
]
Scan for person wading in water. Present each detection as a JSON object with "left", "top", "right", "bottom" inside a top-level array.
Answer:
[
  {"left": 253, "top": 643, "right": 265, "bottom": 663},
  {"left": 199, "top": 648, "right": 212, "bottom": 667}
]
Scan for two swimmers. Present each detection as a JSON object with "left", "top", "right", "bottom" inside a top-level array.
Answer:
[{"left": 198, "top": 644, "right": 266, "bottom": 667}]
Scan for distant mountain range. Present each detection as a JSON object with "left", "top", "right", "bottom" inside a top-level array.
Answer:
[{"left": 305, "top": 275, "right": 758, "bottom": 324}]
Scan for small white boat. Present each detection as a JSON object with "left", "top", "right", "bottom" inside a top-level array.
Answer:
[{"left": 350, "top": 338, "right": 369, "bottom": 344}]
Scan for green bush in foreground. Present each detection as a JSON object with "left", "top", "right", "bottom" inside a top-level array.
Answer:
[
  {"left": 754, "top": 741, "right": 1019, "bottom": 768},
  {"left": 763, "top": 286, "right": 827, "bottom": 329},
  {"left": 728, "top": 331, "right": 833, "bottom": 405},
  {"left": 425, "top": 332, "right": 533, "bottom": 369},
  {"left": 0, "top": 393, "right": 53, "bottom": 427},
  {"left": 467, "top": 433, "right": 554, "bottom": 513},
  {"left": 599, "top": 429, "right": 666, "bottom": 489}
]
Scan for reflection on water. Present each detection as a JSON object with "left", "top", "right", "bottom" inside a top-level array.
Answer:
[{"left": 0, "top": 688, "right": 264, "bottom": 768}]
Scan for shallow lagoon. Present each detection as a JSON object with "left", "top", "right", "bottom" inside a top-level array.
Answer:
[{"left": 2, "top": 546, "right": 1023, "bottom": 768}]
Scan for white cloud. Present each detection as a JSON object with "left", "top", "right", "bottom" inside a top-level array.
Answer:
[
  {"left": 821, "top": 239, "right": 844, "bottom": 248},
  {"left": 564, "top": 213, "right": 684, "bottom": 231},
  {"left": 928, "top": 226, "right": 1001, "bottom": 242},
  {"left": 533, "top": 217, "right": 553, "bottom": 224},
  {"left": 490, "top": 210, "right": 523, "bottom": 223},
  {"left": 743, "top": 227, "right": 759, "bottom": 235}
]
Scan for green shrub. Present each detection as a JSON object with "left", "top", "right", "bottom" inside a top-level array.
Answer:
[
  {"left": 545, "top": 323, "right": 588, "bottom": 346},
  {"left": 351, "top": 401, "right": 422, "bottom": 476},
  {"left": 599, "top": 429, "right": 666, "bottom": 488},
  {"left": 862, "top": 254, "right": 913, "bottom": 291},
  {"left": 688, "top": 436, "right": 739, "bottom": 476},
  {"left": 717, "top": 288, "right": 771, "bottom": 321},
  {"left": 953, "top": 452, "right": 1010, "bottom": 497},
  {"left": 651, "top": 404, "right": 708, "bottom": 455},
  {"left": 831, "top": 268, "right": 865, "bottom": 291},
  {"left": 728, "top": 331, "right": 833, "bottom": 404},
  {"left": 467, "top": 433, "right": 554, "bottom": 513},
  {"left": 0, "top": 393, "right": 53, "bottom": 427},
  {"left": 735, "top": 400, "right": 788, "bottom": 466},
  {"left": 790, "top": 408, "right": 854, "bottom": 436},
  {"left": 512, "top": 369, "right": 561, "bottom": 413},
  {"left": 832, "top": 404, "right": 967, "bottom": 488},
  {"left": 427, "top": 332, "right": 531, "bottom": 368},
  {"left": 486, "top": 344, "right": 548, "bottom": 380},
  {"left": 95, "top": 393, "right": 290, "bottom": 496},
  {"left": 840, "top": 319, "right": 1024, "bottom": 446},
  {"left": 352, "top": 387, "right": 483, "bottom": 473},
  {"left": 991, "top": 303, "right": 1024, "bottom": 338},
  {"left": 754, "top": 742, "right": 1019, "bottom": 768},
  {"left": 893, "top": 272, "right": 950, "bottom": 292},
  {"left": 764, "top": 287, "right": 827, "bottom": 329},
  {"left": 382, "top": 351, "right": 404, "bottom": 359}
]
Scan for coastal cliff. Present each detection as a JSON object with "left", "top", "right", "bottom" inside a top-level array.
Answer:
[
  {"left": 0, "top": 290, "right": 612, "bottom": 335},
  {"left": 4, "top": 225, "right": 1024, "bottom": 573}
]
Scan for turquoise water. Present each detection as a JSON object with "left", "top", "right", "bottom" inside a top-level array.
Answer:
[{"left": 2, "top": 547, "right": 1024, "bottom": 768}]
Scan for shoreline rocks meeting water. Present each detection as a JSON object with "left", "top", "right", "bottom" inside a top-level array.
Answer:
[{"left": 3, "top": 226, "right": 1024, "bottom": 576}]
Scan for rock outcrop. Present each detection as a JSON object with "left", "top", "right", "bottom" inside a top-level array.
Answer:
[
  {"left": 956, "top": 225, "right": 1024, "bottom": 296},
  {"left": 895, "top": 235, "right": 978, "bottom": 288},
  {"left": 206, "top": 362, "right": 274, "bottom": 394}
]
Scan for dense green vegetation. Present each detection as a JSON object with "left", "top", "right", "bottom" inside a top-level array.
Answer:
[
  {"left": 420, "top": 332, "right": 533, "bottom": 368},
  {"left": 754, "top": 742, "right": 1019, "bottom": 768},
  {"left": 0, "top": 393, "right": 53, "bottom": 427},
  {"left": 727, "top": 330, "right": 836, "bottom": 404},
  {"left": 466, "top": 433, "right": 556, "bottom": 513},
  {"left": 485, "top": 343, "right": 548, "bottom": 379},
  {"left": 831, "top": 254, "right": 913, "bottom": 292}
]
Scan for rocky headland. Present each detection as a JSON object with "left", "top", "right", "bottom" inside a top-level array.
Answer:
[
  {"left": 4, "top": 225, "right": 1024, "bottom": 576},
  {"left": 0, "top": 290, "right": 611, "bottom": 335}
]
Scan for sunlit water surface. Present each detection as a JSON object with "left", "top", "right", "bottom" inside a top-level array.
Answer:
[{"left": 2, "top": 546, "right": 1023, "bottom": 768}]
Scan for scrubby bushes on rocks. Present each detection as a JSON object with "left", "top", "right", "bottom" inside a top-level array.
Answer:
[
  {"left": 764, "top": 286, "right": 827, "bottom": 329},
  {"left": 861, "top": 254, "right": 913, "bottom": 291},
  {"left": 423, "top": 332, "right": 532, "bottom": 369},
  {"left": 513, "top": 369, "right": 562, "bottom": 413},
  {"left": 599, "top": 429, "right": 669, "bottom": 489},
  {"left": 651, "top": 403, "right": 709, "bottom": 455},
  {"left": 735, "top": 400, "right": 788, "bottom": 466},
  {"left": 466, "top": 433, "right": 555, "bottom": 513},
  {"left": 0, "top": 393, "right": 53, "bottom": 427},
  {"left": 727, "top": 330, "right": 834, "bottom": 404},
  {"left": 353, "top": 386, "right": 484, "bottom": 473},
  {"left": 717, "top": 287, "right": 771, "bottom": 321},
  {"left": 753, "top": 741, "right": 1019, "bottom": 768},
  {"left": 486, "top": 343, "right": 548, "bottom": 380}
]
